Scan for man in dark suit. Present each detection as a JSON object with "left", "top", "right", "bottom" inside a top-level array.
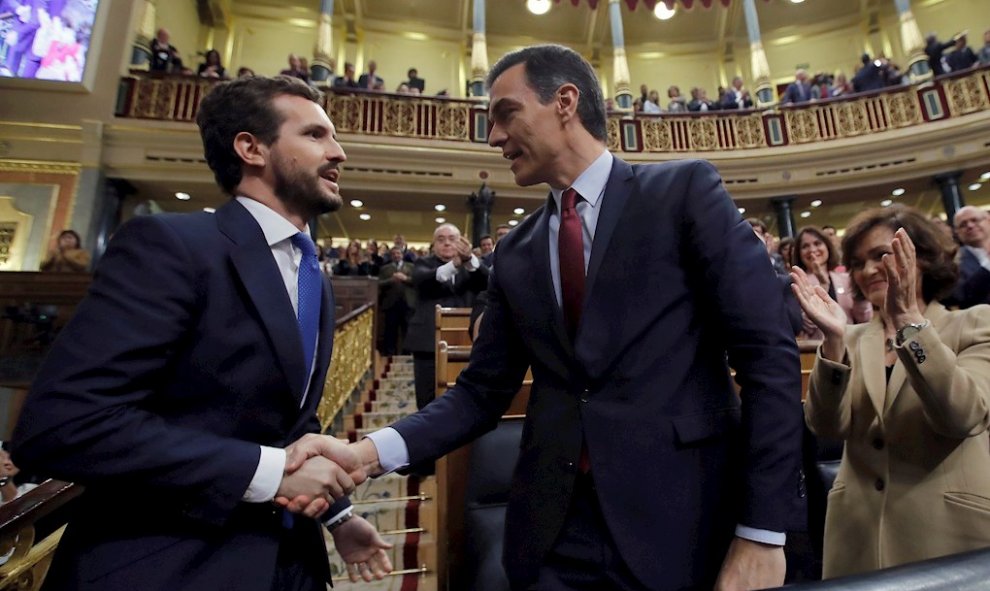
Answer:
[
  {"left": 781, "top": 69, "right": 813, "bottom": 105},
  {"left": 378, "top": 246, "right": 416, "bottom": 355},
  {"left": 949, "top": 205, "right": 990, "bottom": 308},
  {"left": 406, "top": 67, "right": 425, "bottom": 93},
  {"left": 720, "top": 75, "right": 754, "bottom": 109},
  {"left": 357, "top": 60, "right": 383, "bottom": 90},
  {"left": 333, "top": 62, "right": 359, "bottom": 89},
  {"left": 11, "top": 76, "right": 390, "bottom": 591},
  {"left": 852, "top": 54, "right": 885, "bottom": 93},
  {"left": 405, "top": 223, "right": 489, "bottom": 410},
  {"left": 353, "top": 45, "right": 802, "bottom": 591}
]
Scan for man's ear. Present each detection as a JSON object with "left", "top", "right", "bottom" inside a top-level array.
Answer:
[
  {"left": 557, "top": 83, "right": 580, "bottom": 122},
  {"left": 233, "top": 131, "right": 267, "bottom": 168}
]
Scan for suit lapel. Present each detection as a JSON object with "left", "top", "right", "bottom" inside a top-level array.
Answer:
[
  {"left": 858, "top": 318, "right": 887, "bottom": 422},
  {"left": 218, "top": 200, "right": 308, "bottom": 403},
  {"left": 585, "top": 158, "right": 635, "bottom": 304}
]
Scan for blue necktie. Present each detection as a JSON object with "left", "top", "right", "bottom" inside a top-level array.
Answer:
[{"left": 290, "top": 232, "right": 322, "bottom": 385}]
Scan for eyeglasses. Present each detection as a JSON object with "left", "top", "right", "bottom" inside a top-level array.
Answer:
[{"left": 956, "top": 217, "right": 987, "bottom": 229}]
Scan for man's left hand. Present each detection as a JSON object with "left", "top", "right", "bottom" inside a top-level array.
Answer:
[
  {"left": 714, "top": 537, "right": 785, "bottom": 591},
  {"left": 332, "top": 515, "right": 393, "bottom": 582}
]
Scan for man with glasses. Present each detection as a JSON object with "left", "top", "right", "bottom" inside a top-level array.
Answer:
[{"left": 950, "top": 206, "right": 990, "bottom": 308}]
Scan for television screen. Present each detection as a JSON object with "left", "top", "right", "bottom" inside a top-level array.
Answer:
[{"left": 0, "top": 0, "right": 100, "bottom": 83}]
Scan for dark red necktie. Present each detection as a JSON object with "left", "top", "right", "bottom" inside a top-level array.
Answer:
[{"left": 558, "top": 188, "right": 585, "bottom": 340}]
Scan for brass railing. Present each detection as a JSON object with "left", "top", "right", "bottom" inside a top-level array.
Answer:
[
  {"left": 0, "top": 480, "right": 81, "bottom": 591},
  {"left": 115, "top": 66, "right": 990, "bottom": 152},
  {"left": 317, "top": 303, "right": 375, "bottom": 431}
]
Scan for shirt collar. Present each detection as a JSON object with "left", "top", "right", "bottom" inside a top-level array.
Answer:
[
  {"left": 549, "top": 150, "right": 613, "bottom": 212},
  {"left": 235, "top": 196, "right": 302, "bottom": 247}
]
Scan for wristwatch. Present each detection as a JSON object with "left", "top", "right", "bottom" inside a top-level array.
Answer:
[{"left": 895, "top": 320, "right": 929, "bottom": 346}]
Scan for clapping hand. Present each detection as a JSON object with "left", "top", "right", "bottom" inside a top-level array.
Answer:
[
  {"left": 882, "top": 228, "right": 924, "bottom": 327},
  {"left": 790, "top": 266, "right": 847, "bottom": 361},
  {"left": 455, "top": 236, "right": 473, "bottom": 264}
]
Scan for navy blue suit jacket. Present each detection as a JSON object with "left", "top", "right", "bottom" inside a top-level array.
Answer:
[
  {"left": 948, "top": 247, "right": 990, "bottom": 309},
  {"left": 12, "top": 200, "right": 340, "bottom": 591},
  {"left": 389, "top": 157, "right": 804, "bottom": 589}
]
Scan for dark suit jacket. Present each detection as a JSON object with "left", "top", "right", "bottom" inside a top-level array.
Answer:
[
  {"left": 404, "top": 254, "right": 489, "bottom": 354},
  {"left": 11, "top": 200, "right": 342, "bottom": 591},
  {"left": 781, "top": 81, "right": 812, "bottom": 104},
  {"left": 852, "top": 63, "right": 885, "bottom": 92},
  {"left": 389, "top": 158, "right": 803, "bottom": 590},
  {"left": 379, "top": 260, "right": 416, "bottom": 309},
  {"left": 948, "top": 247, "right": 990, "bottom": 309},
  {"left": 719, "top": 88, "right": 753, "bottom": 110},
  {"left": 357, "top": 73, "right": 383, "bottom": 89}
]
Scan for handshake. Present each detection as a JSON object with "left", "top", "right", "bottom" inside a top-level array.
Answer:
[{"left": 273, "top": 433, "right": 368, "bottom": 519}]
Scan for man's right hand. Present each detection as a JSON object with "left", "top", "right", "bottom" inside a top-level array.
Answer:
[{"left": 276, "top": 455, "right": 354, "bottom": 519}]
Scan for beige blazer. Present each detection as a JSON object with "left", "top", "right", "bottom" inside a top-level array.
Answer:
[{"left": 806, "top": 302, "right": 990, "bottom": 578}]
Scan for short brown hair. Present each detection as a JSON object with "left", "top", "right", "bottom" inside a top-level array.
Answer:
[
  {"left": 196, "top": 76, "right": 324, "bottom": 194},
  {"left": 795, "top": 226, "right": 840, "bottom": 272},
  {"left": 841, "top": 205, "right": 958, "bottom": 303}
]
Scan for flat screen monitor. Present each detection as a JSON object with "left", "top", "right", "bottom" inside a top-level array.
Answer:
[{"left": 0, "top": 0, "right": 101, "bottom": 83}]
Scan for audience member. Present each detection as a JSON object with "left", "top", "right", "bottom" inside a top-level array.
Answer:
[
  {"left": 810, "top": 72, "right": 834, "bottom": 99},
  {"left": 795, "top": 205, "right": 990, "bottom": 578},
  {"left": 948, "top": 205, "right": 990, "bottom": 308},
  {"left": 687, "top": 86, "right": 715, "bottom": 111},
  {"left": 406, "top": 223, "right": 488, "bottom": 412},
  {"left": 747, "top": 220, "right": 803, "bottom": 336},
  {"left": 40, "top": 229, "right": 89, "bottom": 272},
  {"left": 946, "top": 31, "right": 978, "bottom": 72},
  {"left": 666, "top": 85, "right": 687, "bottom": 112},
  {"left": 822, "top": 224, "right": 843, "bottom": 264},
  {"left": 334, "top": 62, "right": 359, "bottom": 88},
  {"left": 395, "top": 82, "right": 410, "bottom": 94},
  {"left": 236, "top": 66, "right": 255, "bottom": 78},
  {"left": 393, "top": 233, "right": 416, "bottom": 262},
  {"left": 0, "top": 446, "right": 37, "bottom": 505},
  {"left": 794, "top": 225, "right": 872, "bottom": 339},
  {"left": 781, "top": 69, "right": 813, "bottom": 104},
  {"left": 980, "top": 29, "right": 990, "bottom": 66},
  {"left": 829, "top": 71, "right": 852, "bottom": 97},
  {"left": 378, "top": 246, "right": 416, "bottom": 356},
  {"left": 479, "top": 234, "right": 495, "bottom": 267},
  {"left": 494, "top": 224, "right": 511, "bottom": 242},
  {"left": 852, "top": 54, "right": 885, "bottom": 93},
  {"left": 747, "top": 218, "right": 788, "bottom": 276},
  {"left": 778, "top": 236, "right": 795, "bottom": 269},
  {"left": 642, "top": 89, "right": 661, "bottom": 114},
  {"left": 639, "top": 83, "right": 649, "bottom": 106},
  {"left": 720, "top": 76, "right": 753, "bottom": 109},
  {"left": 358, "top": 60, "right": 383, "bottom": 90},
  {"left": 334, "top": 239, "right": 372, "bottom": 276},
  {"left": 279, "top": 53, "right": 308, "bottom": 81},
  {"left": 149, "top": 27, "right": 183, "bottom": 73},
  {"left": 926, "top": 33, "right": 955, "bottom": 76},
  {"left": 197, "top": 49, "right": 226, "bottom": 79},
  {"left": 406, "top": 67, "right": 425, "bottom": 92},
  {"left": 366, "top": 240, "right": 384, "bottom": 275}
]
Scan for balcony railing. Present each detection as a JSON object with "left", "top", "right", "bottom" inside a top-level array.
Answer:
[{"left": 115, "top": 66, "right": 990, "bottom": 153}]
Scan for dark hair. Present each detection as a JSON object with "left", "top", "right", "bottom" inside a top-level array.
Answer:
[
  {"left": 486, "top": 44, "right": 607, "bottom": 142},
  {"left": 196, "top": 76, "right": 323, "bottom": 194},
  {"left": 795, "top": 226, "right": 839, "bottom": 272},
  {"left": 495, "top": 224, "right": 511, "bottom": 231},
  {"left": 480, "top": 234, "right": 494, "bottom": 243},
  {"left": 58, "top": 229, "right": 82, "bottom": 248},
  {"left": 841, "top": 205, "right": 958, "bottom": 303},
  {"left": 745, "top": 217, "right": 767, "bottom": 234},
  {"left": 204, "top": 49, "right": 221, "bottom": 66}
]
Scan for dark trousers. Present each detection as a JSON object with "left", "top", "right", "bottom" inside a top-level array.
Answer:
[
  {"left": 271, "top": 518, "right": 325, "bottom": 591},
  {"left": 527, "top": 473, "right": 648, "bottom": 591},
  {"left": 413, "top": 352, "right": 435, "bottom": 410},
  {"left": 381, "top": 302, "right": 409, "bottom": 356}
]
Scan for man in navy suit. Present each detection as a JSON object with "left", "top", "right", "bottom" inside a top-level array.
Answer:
[
  {"left": 352, "top": 45, "right": 803, "bottom": 590},
  {"left": 949, "top": 205, "right": 990, "bottom": 308},
  {"left": 781, "top": 69, "right": 813, "bottom": 104},
  {"left": 12, "top": 76, "right": 390, "bottom": 590}
]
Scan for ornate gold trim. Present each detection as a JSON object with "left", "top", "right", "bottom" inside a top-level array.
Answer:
[{"left": 0, "top": 160, "right": 81, "bottom": 174}]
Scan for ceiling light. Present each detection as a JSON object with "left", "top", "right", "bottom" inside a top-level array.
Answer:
[
  {"left": 203, "top": 207, "right": 216, "bottom": 213},
  {"left": 800, "top": 211, "right": 811, "bottom": 218},
  {"left": 508, "top": 219, "right": 519, "bottom": 226},
  {"left": 350, "top": 199, "right": 364, "bottom": 208},
  {"left": 434, "top": 204, "right": 446, "bottom": 212},
  {"left": 654, "top": 3, "right": 676, "bottom": 20},
  {"left": 526, "top": 0, "right": 550, "bottom": 15},
  {"left": 969, "top": 183, "right": 983, "bottom": 191},
  {"left": 789, "top": 0, "right": 805, "bottom": 3},
  {"left": 891, "top": 188, "right": 905, "bottom": 197},
  {"left": 359, "top": 213, "right": 371, "bottom": 220},
  {"left": 513, "top": 207, "right": 525, "bottom": 215},
  {"left": 435, "top": 217, "right": 446, "bottom": 224},
  {"left": 811, "top": 200, "right": 822, "bottom": 207},
  {"left": 981, "top": 172, "right": 990, "bottom": 181},
  {"left": 880, "top": 199, "right": 893, "bottom": 207},
  {"left": 737, "top": 207, "right": 746, "bottom": 214},
  {"left": 175, "top": 192, "right": 191, "bottom": 201}
]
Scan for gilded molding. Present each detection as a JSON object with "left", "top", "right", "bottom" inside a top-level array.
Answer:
[
  {"left": 0, "top": 160, "right": 81, "bottom": 174},
  {"left": 318, "top": 308, "right": 374, "bottom": 430}
]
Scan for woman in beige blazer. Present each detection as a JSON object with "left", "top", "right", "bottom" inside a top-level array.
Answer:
[{"left": 792, "top": 205, "right": 990, "bottom": 578}]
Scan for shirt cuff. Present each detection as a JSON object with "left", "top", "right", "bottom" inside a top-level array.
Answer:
[
  {"left": 735, "top": 525, "right": 786, "bottom": 546},
  {"left": 242, "top": 445, "right": 285, "bottom": 503},
  {"left": 466, "top": 254, "right": 480, "bottom": 271},
  {"left": 323, "top": 505, "right": 353, "bottom": 527},
  {"left": 364, "top": 428, "right": 410, "bottom": 474},
  {"left": 435, "top": 260, "right": 457, "bottom": 284}
]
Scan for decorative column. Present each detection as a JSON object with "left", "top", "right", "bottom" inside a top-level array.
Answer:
[
  {"left": 469, "top": 0, "right": 489, "bottom": 97},
  {"left": 131, "top": 0, "right": 156, "bottom": 66},
  {"left": 771, "top": 196, "right": 796, "bottom": 239},
  {"left": 311, "top": 0, "right": 335, "bottom": 82},
  {"left": 892, "top": 0, "right": 931, "bottom": 81},
  {"left": 469, "top": 183, "right": 495, "bottom": 247},
  {"left": 935, "top": 171, "right": 965, "bottom": 224},
  {"left": 608, "top": 0, "right": 633, "bottom": 110},
  {"left": 742, "top": 0, "right": 774, "bottom": 107}
]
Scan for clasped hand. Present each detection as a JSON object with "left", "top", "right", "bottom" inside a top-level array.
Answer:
[{"left": 274, "top": 433, "right": 367, "bottom": 518}]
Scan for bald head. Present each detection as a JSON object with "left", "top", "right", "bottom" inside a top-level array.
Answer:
[{"left": 954, "top": 206, "right": 990, "bottom": 249}]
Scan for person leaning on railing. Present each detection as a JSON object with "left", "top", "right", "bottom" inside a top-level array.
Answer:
[{"left": 792, "top": 205, "right": 990, "bottom": 579}]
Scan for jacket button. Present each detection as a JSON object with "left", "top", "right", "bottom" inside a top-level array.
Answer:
[
  {"left": 875, "top": 478, "right": 885, "bottom": 491},
  {"left": 872, "top": 438, "right": 884, "bottom": 450},
  {"left": 580, "top": 389, "right": 590, "bottom": 403}
]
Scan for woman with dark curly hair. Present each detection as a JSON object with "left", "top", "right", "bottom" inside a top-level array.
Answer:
[
  {"left": 794, "top": 225, "right": 872, "bottom": 338},
  {"left": 791, "top": 205, "right": 990, "bottom": 578}
]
